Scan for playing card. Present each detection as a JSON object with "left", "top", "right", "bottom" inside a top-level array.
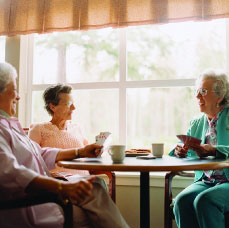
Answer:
[
  {"left": 176, "top": 135, "right": 201, "bottom": 145},
  {"left": 95, "top": 132, "right": 112, "bottom": 155},
  {"left": 95, "top": 132, "right": 111, "bottom": 146},
  {"left": 176, "top": 135, "right": 186, "bottom": 143}
]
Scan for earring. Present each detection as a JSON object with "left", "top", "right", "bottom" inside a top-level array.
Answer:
[{"left": 216, "top": 103, "right": 220, "bottom": 108}]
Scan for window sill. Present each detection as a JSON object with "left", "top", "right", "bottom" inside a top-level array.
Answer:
[{"left": 100, "top": 171, "right": 194, "bottom": 188}]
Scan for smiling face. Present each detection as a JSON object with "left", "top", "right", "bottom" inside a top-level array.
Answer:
[
  {"left": 0, "top": 78, "right": 20, "bottom": 116},
  {"left": 196, "top": 78, "right": 223, "bottom": 119},
  {"left": 50, "top": 93, "right": 76, "bottom": 121}
]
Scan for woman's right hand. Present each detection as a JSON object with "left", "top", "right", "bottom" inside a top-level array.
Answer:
[
  {"left": 26, "top": 175, "right": 95, "bottom": 205},
  {"left": 60, "top": 176, "right": 95, "bottom": 204},
  {"left": 174, "top": 144, "right": 188, "bottom": 158},
  {"left": 79, "top": 144, "right": 103, "bottom": 158}
]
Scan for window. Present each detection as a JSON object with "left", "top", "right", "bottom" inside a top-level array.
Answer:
[
  {"left": 0, "top": 36, "right": 5, "bottom": 62},
  {"left": 125, "top": 19, "right": 227, "bottom": 151},
  {"left": 33, "top": 29, "right": 119, "bottom": 84},
  {"left": 19, "top": 19, "right": 227, "bottom": 154},
  {"left": 127, "top": 21, "right": 226, "bottom": 80}
]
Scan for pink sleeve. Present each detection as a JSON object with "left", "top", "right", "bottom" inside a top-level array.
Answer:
[
  {"left": 0, "top": 126, "right": 39, "bottom": 195},
  {"left": 40, "top": 146, "right": 60, "bottom": 170},
  {"left": 31, "top": 140, "right": 60, "bottom": 170},
  {"left": 29, "top": 124, "right": 42, "bottom": 145},
  {"left": 78, "top": 125, "right": 88, "bottom": 146}
]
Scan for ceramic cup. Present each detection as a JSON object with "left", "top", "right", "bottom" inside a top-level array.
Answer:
[
  {"left": 152, "top": 143, "right": 164, "bottom": 158},
  {"left": 108, "top": 145, "right": 126, "bottom": 163}
]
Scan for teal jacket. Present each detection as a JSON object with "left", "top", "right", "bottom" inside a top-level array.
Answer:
[{"left": 169, "top": 108, "right": 229, "bottom": 182}]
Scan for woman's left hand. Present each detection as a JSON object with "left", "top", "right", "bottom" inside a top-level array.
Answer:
[{"left": 187, "top": 143, "right": 216, "bottom": 158}]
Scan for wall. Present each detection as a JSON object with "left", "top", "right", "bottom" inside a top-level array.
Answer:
[{"left": 103, "top": 172, "right": 194, "bottom": 228}]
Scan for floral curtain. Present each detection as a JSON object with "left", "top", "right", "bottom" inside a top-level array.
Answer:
[{"left": 1, "top": 0, "right": 229, "bottom": 36}]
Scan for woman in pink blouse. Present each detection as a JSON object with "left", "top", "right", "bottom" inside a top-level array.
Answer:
[
  {"left": 29, "top": 84, "right": 89, "bottom": 176},
  {"left": 29, "top": 84, "right": 88, "bottom": 149}
]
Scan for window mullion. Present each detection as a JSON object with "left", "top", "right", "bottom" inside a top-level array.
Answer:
[
  {"left": 26, "top": 35, "right": 34, "bottom": 127},
  {"left": 226, "top": 19, "right": 229, "bottom": 72},
  {"left": 18, "top": 35, "right": 29, "bottom": 127},
  {"left": 119, "top": 29, "right": 127, "bottom": 144}
]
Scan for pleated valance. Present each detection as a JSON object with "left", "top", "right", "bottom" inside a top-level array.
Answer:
[{"left": 1, "top": 0, "right": 229, "bottom": 36}]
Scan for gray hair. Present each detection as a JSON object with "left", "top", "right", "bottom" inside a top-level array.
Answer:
[
  {"left": 0, "top": 62, "right": 17, "bottom": 93},
  {"left": 43, "top": 84, "right": 72, "bottom": 116},
  {"left": 196, "top": 69, "right": 229, "bottom": 108}
]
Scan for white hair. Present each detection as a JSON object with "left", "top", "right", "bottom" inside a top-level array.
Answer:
[
  {"left": 196, "top": 69, "right": 229, "bottom": 108},
  {"left": 0, "top": 62, "right": 17, "bottom": 93}
]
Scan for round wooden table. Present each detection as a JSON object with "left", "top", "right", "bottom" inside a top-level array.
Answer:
[{"left": 58, "top": 155, "right": 229, "bottom": 228}]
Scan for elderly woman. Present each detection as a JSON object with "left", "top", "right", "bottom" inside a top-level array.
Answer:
[
  {"left": 0, "top": 62, "right": 129, "bottom": 228},
  {"left": 29, "top": 84, "right": 88, "bottom": 149},
  {"left": 29, "top": 84, "right": 89, "bottom": 176},
  {"left": 169, "top": 70, "right": 229, "bottom": 228}
]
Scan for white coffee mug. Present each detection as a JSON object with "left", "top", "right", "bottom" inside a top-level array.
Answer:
[
  {"left": 152, "top": 143, "right": 164, "bottom": 158},
  {"left": 108, "top": 145, "right": 126, "bottom": 163}
]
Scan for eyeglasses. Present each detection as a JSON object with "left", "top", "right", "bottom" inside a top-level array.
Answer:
[
  {"left": 58, "top": 101, "right": 74, "bottom": 108},
  {"left": 195, "top": 88, "right": 213, "bottom": 97}
]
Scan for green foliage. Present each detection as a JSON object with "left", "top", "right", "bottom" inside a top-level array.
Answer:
[
  {"left": 33, "top": 20, "right": 226, "bottom": 150},
  {"left": 36, "top": 29, "right": 119, "bottom": 82}
]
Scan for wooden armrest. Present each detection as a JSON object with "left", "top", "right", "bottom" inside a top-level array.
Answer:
[
  {"left": 175, "top": 171, "right": 195, "bottom": 178},
  {"left": 0, "top": 192, "right": 66, "bottom": 210},
  {"left": 165, "top": 171, "right": 194, "bottom": 204},
  {"left": 164, "top": 171, "right": 195, "bottom": 217},
  {"left": 164, "top": 171, "right": 195, "bottom": 228}
]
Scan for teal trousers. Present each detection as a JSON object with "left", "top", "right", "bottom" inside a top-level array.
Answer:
[{"left": 173, "top": 181, "right": 229, "bottom": 228}]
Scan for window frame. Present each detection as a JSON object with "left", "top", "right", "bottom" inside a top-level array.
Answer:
[{"left": 17, "top": 20, "right": 229, "bottom": 144}]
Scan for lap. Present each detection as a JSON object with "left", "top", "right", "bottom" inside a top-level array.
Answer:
[
  {"left": 66, "top": 175, "right": 108, "bottom": 191},
  {"left": 175, "top": 181, "right": 210, "bottom": 203},
  {"left": 175, "top": 181, "right": 229, "bottom": 211},
  {"left": 73, "top": 205, "right": 91, "bottom": 228},
  {"left": 196, "top": 182, "right": 229, "bottom": 209}
]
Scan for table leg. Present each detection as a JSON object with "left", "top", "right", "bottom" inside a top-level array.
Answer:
[{"left": 140, "top": 172, "right": 150, "bottom": 228}]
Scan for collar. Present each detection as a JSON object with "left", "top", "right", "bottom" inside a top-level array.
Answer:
[
  {"left": 207, "top": 109, "right": 224, "bottom": 128},
  {"left": 207, "top": 109, "right": 224, "bottom": 121},
  {"left": 0, "top": 109, "right": 10, "bottom": 118},
  {"left": 0, "top": 113, "right": 26, "bottom": 136}
]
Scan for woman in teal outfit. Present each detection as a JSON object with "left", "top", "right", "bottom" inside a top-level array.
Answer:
[{"left": 169, "top": 70, "right": 229, "bottom": 228}]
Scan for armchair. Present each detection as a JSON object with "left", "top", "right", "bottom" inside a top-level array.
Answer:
[{"left": 0, "top": 192, "right": 73, "bottom": 228}]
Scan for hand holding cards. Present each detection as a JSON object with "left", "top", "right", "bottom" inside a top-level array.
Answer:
[
  {"left": 95, "top": 132, "right": 112, "bottom": 156},
  {"left": 176, "top": 135, "right": 216, "bottom": 158},
  {"left": 175, "top": 135, "right": 201, "bottom": 157},
  {"left": 176, "top": 135, "right": 201, "bottom": 147}
]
